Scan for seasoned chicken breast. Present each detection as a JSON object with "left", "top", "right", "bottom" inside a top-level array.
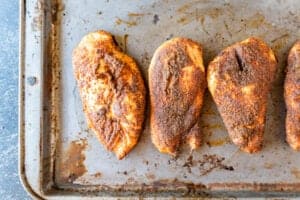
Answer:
[
  {"left": 72, "top": 31, "right": 146, "bottom": 159},
  {"left": 207, "top": 37, "right": 277, "bottom": 153},
  {"left": 149, "top": 38, "right": 206, "bottom": 155},
  {"left": 284, "top": 40, "right": 300, "bottom": 151}
]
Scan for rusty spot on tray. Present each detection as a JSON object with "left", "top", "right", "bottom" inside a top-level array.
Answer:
[
  {"left": 146, "top": 173, "right": 156, "bottom": 180},
  {"left": 244, "top": 12, "right": 267, "bottom": 29},
  {"left": 198, "top": 154, "right": 234, "bottom": 175},
  {"left": 177, "top": 17, "right": 189, "bottom": 25},
  {"left": 126, "top": 177, "right": 138, "bottom": 185},
  {"left": 291, "top": 168, "right": 300, "bottom": 179},
  {"left": 223, "top": 20, "right": 232, "bottom": 37},
  {"left": 182, "top": 154, "right": 194, "bottom": 173},
  {"left": 115, "top": 17, "right": 137, "bottom": 27},
  {"left": 127, "top": 12, "right": 145, "bottom": 17},
  {"left": 264, "top": 162, "right": 275, "bottom": 169},
  {"left": 176, "top": 3, "right": 222, "bottom": 25},
  {"left": 176, "top": 3, "right": 192, "bottom": 13},
  {"left": 206, "top": 136, "right": 231, "bottom": 147},
  {"left": 59, "top": 139, "right": 87, "bottom": 183},
  {"left": 93, "top": 172, "right": 102, "bottom": 178},
  {"left": 43, "top": 0, "right": 63, "bottom": 188},
  {"left": 181, "top": 154, "right": 234, "bottom": 175},
  {"left": 176, "top": 0, "right": 209, "bottom": 13},
  {"left": 31, "top": 0, "right": 44, "bottom": 31},
  {"left": 151, "top": 179, "right": 207, "bottom": 194},
  {"left": 209, "top": 182, "right": 300, "bottom": 192},
  {"left": 51, "top": 1, "right": 65, "bottom": 23},
  {"left": 205, "top": 8, "right": 222, "bottom": 19}
]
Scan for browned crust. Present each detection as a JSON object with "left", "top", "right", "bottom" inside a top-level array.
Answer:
[
  {"left": 284, "top": 40, "right": 300, "bottom": 151},
  {"left": 149, "top": 37, "right": 206, "bottom": 155},
  {"left": 207, "top": 37, "right": 277, "bottom": 153},
  {"left": 72, "top": 30, "right": 146, "bottom": 159}
]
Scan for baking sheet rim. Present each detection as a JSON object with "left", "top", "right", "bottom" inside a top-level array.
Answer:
[{"left": 18, "top": 0, "right": 300, "bottom": 198}]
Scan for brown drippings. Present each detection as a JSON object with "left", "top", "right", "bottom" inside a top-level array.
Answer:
[
  {"left": 176, "top": 3, "right": 192, "bottom": 13},
  {"left": 181, "top": 154, "right": 234, "bottom": 175},
  {"left": 141, "top": 52, "right": 150, "bottom": 67},
  {"left": 177, "top": 6, "right": 222, "bottom": 25},
  {"left": 206, "top": 136, "right": 231, "bottom": 147},
  {"left": 126, "top": 177, "right": 137, "bottom": 184},
  {"left": 264, "top": 163, "right": 274, "bottom": 169},
  {"left": 143, "top": 159, "right": 149, "bottom": 165},
  {"left": 115, "top": 17, "right": 137, "bottom": 27},
  {"left": 59, "top": 139, "right": 87, "bottom": 183},
  {"left": 123, "top": 34, "right": 128, "bottom": 52},
  {"left": 182, "top": 154, "right": 193, "bottom": 173},
  {"left": 176, "top": 0, "right": 209, "bottom": 13},
  {"left": 127, "top": 12, "right": 145, "bottom": 17},
  {"left": 271, "top": 33, "right": 289, "bottom": 43},
  {"left": 198, "top": 14, "right": 212, "bottom": 36},
  {"left": 177, "top": 17, "right": 189, "bottom": 25},
  {"left": 202, "top": 109, "right": 216, "bottom": 116},
  {"left": 223, "top": 21, "right": 232, "bottom": 37},
  {"left": 244, "top": 12, "right": 268, "bottom": 29},
  {"left": 45, "top": 0, "right": 63, "bottom": 189},
  {"left": 31, "top": 0, "right": 44, "bottom": 31},
  {"left": 202, "top": 124, "right": 224, "bottom": 130},
  {"left": 93, "top": 172, "right": 102, "bottom": 178},
  {"left": 198, "top": 154, "right": 234, "bottom": 176},
  {"left": 291, "top": 168, "right": 300, "bottom": 179},
  {"left": 205, "top": 8, "right": 222, "bottom": 19},
  {"left": 146, "top": 173, "right": 156, "bottom": 180}
]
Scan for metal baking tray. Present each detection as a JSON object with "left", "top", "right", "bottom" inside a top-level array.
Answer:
[{"left": 19, "top": 0, "right": 300, "bottom": 198}]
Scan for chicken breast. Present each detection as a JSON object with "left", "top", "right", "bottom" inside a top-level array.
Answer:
[
  {"left": 72, "top": 31, "right": 146, "bottom": 159},
  {"left": 149, "top": 38, "right": 206, "bottom": 155},
  {"left": 284, "top": 40, "right": 300, "bottom": 151},
  {"left": 207, "top": 37, "right": 277, "bottom": 153}
]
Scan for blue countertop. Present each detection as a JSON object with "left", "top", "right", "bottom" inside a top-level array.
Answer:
[{"left": 0, "top": 0, "right": 30, "bottom": 199}]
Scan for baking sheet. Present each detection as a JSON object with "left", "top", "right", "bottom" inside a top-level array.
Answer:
[{"left": 20, "top": 0, "right": 300, "bottom": 198}]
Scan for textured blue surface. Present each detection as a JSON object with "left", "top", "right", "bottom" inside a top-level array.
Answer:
[{"left": 0, "top": 0, "right": 30, "bottom": 199}]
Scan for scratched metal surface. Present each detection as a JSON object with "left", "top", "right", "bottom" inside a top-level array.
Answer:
[{"left": 20, "top": 0, "right": 300, "bottom": 198}]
